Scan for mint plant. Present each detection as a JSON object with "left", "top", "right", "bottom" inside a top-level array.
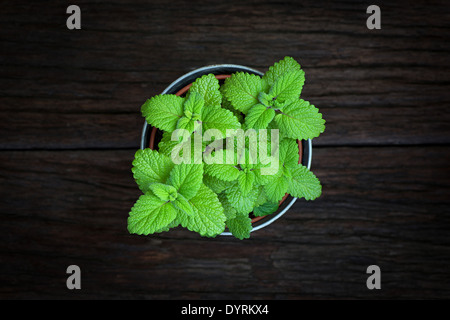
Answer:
[{"left": 128, "top": 57, "right": 325, "bottom": 239}]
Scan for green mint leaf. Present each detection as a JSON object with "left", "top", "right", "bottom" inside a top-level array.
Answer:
[
  {"left": 287, "top": 165, "right": 322, "bottom": 200},
  {"left": 237, "top": 170, "right": 255, "bottom": 195},
  {"left": 183, "top": 91, "right": 204, "bottom": 118},
  {"left": 257, "top": 92, "right": 274, "bottom": 107},
  {"left": 203, "top": 137, "right": 226, "bottom": 165},
  {"left": 280, "top": 138, "right": 300, "bottom": 168},
  {"left": 263, "top": 56, "right": 302, "bottom": 87},
  {"left": 253, "top": 166, "right": 275, "bottom": 185},
  {"left": 167, "top": 162, "right": 203, "bottom": 200},
  {"left": 127, "top": 194, "right": 177, "bottom": 235},
  {"left": 132, "top": 148, "right": 175, "bottom": 193},
  {"left": 157, "top": 131, "right": 178, "bottom": 156},
  {"left": 264, "top": 172, "right": 289, "bottom": 202},
  {"left": 254, "top": 188, "right": 268, "bottom": 207},
  {"left": 274, "top": 99, "right": 325, "bottom": 140},
  {"left": 159, "top": 131, "right": 207, "bottom": 164},
  {"left": 253, "top": 201, "right": 279, "bottom": 217},
  {"left": 189, "top": 74, "right": 221, "bottom": 108},
  {"left": 172, "top": 193, "right": 194, "bottom": 216},
  {"left": 204, "top": 174, "right": 233, "bottom": 193},
  {"left": 244, "top": 104, "right": 275, "bottom": 129},
  {"left": 176, "top": 184, "right": 226, "bottom": 237},
  {"left": 222, "top": 72, "right": 269, "bottom": 114},
  {"left": 236, "top": 144, "right": 259, "bottom": 170},
  {"left": 175, "top": 92, "right": 204, "bottom": 134},
  {"left": 283, "top": 165, "right": 292, "bottom": 178},
  {"left": 218, "top": 192, "right": 237, "bottom": 220},
  {"left": 221, "top": 85, "right": 245, "bottom": 123},
  {"left": 176, "top": 116, "right": 196, "bottom": 134},
  {"left": 269, "top": 69, "right": 305, "bottom": 103},
  {"left": 148, "top": 183, "right": 178, "bottom": 201},
  {"left": 226, "top": 214, "right": 252, "bottom": 240},
  {"left": 141, "top": 94, "right": 184, "bottom": 132},
  {"left": 154, "top": 220, "right": 179, "bottom": 234},
  {"left": 204, "top": 163, "right": 240, "bottom": 181},
  {"left": 225, "top": 182, "right": 259, "bottom": 215},
  {"left": 201, "top": 106, "right": 241, "bottom": 136}
]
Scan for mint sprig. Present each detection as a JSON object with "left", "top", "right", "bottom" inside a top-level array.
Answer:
[
  {"left": 274, "top": 99, "right": 325, "bottom": 140},
  {"left": 176, "top": 183, "right": 226, "bottom": 237},
  {"left": 142, "top": 74, "right": 241, "bottom": 136},
  {"left": 127, "top": 194, "right": 178, "bottom": 235},
  {"left": 223, "top": 56, "right": 325, "bottom": 140},
  {"left": 132, "top": 148, "right": 175, "bottom": 193},
  {"left": 263, "top": 138, "right": 322, "bottom": 202}
]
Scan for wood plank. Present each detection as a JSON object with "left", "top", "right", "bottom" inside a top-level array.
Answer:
[
  {"left": 1, "top": 146, "right": 449, "bottom": 298},
  {"left": 1, "top": 1, "right": 450, "bottom": 149},
  {"left": 0, "top": 111, "right": 143, "bottom": 150},
  {"left": 2, "top": 103, "right": 449, "bottom": 149}
]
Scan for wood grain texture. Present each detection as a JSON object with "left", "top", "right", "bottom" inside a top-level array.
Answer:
[
  {"left": 1, "top": 0, "right": 450, "bottom": 299},
  {"left": 1, "top": 0, "right": 450, "bottom": 149},
  {"left": 0, "top": 146, "right": 449, "bottom": 299}
]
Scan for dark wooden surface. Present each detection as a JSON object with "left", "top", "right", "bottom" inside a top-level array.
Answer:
[{"left": 1, "top": 0, "right": 450, "bottom": 299}]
